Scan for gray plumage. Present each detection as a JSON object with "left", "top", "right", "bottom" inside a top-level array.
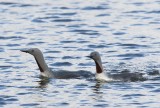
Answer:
[{"left": 21, "top": 48, "right": 94, "bottom": 79}]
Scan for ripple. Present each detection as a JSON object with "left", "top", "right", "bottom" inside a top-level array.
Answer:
[
  {"left": 117, "top": 43, "right": 149, "bottom": 49},
  {"left": 20, "top": 103, "right": 39, "bottom": 107},
  {"left": 149, "top": 18, "right": 160, "bottom": 24},
  {"left": 67, "top": 24, "right": 86, "bottom": 28},
  {"left": 77, "top": 48, "right": 92, "bottom": 51},
  {"left": 59, "top": 7, "right": 70, "bottom": 9},
  {"left": 88, "top": 44, "right": 107, "bottom": 48},
  {"left": 74, "top": 83, "right": 88, "bottom": 89},
  {"left": 134, "top": 36, "right": 147, "bottom": 39},
  {"left": 46, "top": 50, "right": 61, "bottom": 53},
  {"left": 117, "top": 53, "right": 144, "bottom": 59},
  {"left": 78, "top": 63, "right": 92, "bottom": 67},
  {"left": 2, "top": 44, "right": 20, "bottom": 47},
  {"left": 94, "top": 104, "right": 109, "bottom": 107},
  {"left": 82, "top": 6, "right": 109, "bottom": 10},
  {"left": 133, "top": 2, "right": 145, "bottom": 6},
  {"left": 0, "top": 95, "right": 18, "bottom": 105},
  {"left": 60, "top": 40, "right": 76, "bottom": 43},
  {"left": 123, "top": 94, "right": 145, "bottom": 97},
  {"left": 70, "top": 29, "right": 100, "bottom": 35},
  {"left": 113, "top": 32, "right": 126, "bottom": 35},
  {"left": 96, "top": 13, "right": 110, "bottom": 17},
  {"left": 151, "top": 88, "right": 160, "bottom": 93},
  {"left": 124, "top": 10, "right": 146, "bottom": 14},
  {"left": 0, "top": 36, "right": 25, "bottom": 40},
  {"left": 62, "top": 56, "right": 79, "bottom": 59},
  {"left": 59, "top": 12, "right": 77, "bottom": 16},
  {"left": 37, "top": 16, "right": 60, "bottom": 20},
  {"left": 6, "top": 98, "right": 18, "bottom": 102},
  {"left": 27, "top": 42, "right": 45, "bottom": 45},
  {"left": 147, "top": 10, "right": 160, "bottom": 14},
  {"left": 0, "top": 2, "right": 17, "bottom": 5},
  {"left": 0, "top": 48, "right": 4, "bottom": 52},
  {"left": 0, "top": 2, "right": 38, "bottom": 7},
  {"left": 0, "top": 85, "right": 6, "bottom": 90},
  {"left": 131, "top": 24, "right": 147, "bottom": 26},
  {"left": 76, "top": 40, "right": 89, "bottom": 43},
  {"left": 52, "top": 19, "right": 79, "bottom": 22},
  {"left": 32, "top": 18, "right": 45, "bottom": 23},
  {"left": 0, "top": 66, "right": 12, "bottom": 70},
  {"left": 52, "top": 62, "right": 73, "bottom": 66},
  {"left": 62, "top": 46, "right": 78, "bottom": 49},
  {"left": 52, "top": 102, "right": 69, "bottom": 107}
]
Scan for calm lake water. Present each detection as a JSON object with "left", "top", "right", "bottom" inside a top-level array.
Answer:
[{"left": 0, "top": 0, "right": 160, "bottom": 107}]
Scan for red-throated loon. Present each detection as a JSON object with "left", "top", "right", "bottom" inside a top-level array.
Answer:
[
  {"left": 87, "top": 51, "right": 147, "bottom": 82},
  {"left": 21, "top": 48, "right": 94, "bottom": 79}
]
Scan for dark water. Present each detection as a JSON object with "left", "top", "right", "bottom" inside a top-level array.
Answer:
[{"left": 0, "top": 0, "right": 160, "bottom": 107}]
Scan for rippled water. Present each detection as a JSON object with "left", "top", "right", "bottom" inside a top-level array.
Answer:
[{"left": 0, "top": 0, "right": 160, "bottom": 107}]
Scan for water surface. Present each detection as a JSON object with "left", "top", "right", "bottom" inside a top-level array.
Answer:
[{"left": 0, "top": 0, "right": 160, "bottom": 107}]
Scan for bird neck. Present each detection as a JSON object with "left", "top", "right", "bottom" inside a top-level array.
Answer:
[
  {"left": 95, "top": 60, "right": 103, "bottom": 74},
  {"left": 34, "top": 53, "right": 49, "bottom": 73}
]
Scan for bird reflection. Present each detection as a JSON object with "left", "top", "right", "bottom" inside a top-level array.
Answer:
[
  {"left": 37, "top": 76, "right": 50, "bottom": 89},
  {"left": 91, "top": 80, "right": 106, "bottom": 100},
  {"left": 93, "top": 81, "right": 105, "bottom": 92}
]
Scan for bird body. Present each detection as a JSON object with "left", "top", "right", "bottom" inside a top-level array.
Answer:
[
  {"left": 21, "top": 48, "right": 93, "bottom": 79},
  {"left": 87, "top": 51, "right": 147, "bottom": 82}
]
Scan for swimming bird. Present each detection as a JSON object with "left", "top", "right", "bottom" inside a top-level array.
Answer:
[
  {"left": 21, "top": 48, "right": 94, "bottom": 79},
  {"left": 87, "top": 51, "right": 147, "bottom": 82}
]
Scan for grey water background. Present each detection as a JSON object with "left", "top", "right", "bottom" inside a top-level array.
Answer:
[{"left": 0, "top": 0, "right": 160, "bottom": 107}]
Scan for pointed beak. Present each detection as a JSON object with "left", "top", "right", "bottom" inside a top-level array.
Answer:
[
  {"left": 86, "top": 56, "right": 91, "bottom": 58},
  {"left": 20, "top": 49, "right": 29, "bottom": 53},
  {"left": 86, "top": 55, "right": 93, "bottom": 59}
]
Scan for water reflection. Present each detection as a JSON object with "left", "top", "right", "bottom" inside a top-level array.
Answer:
[
  {"left": 37, "top": 76, "right": 50, "bottom": 89},
  {"left": 91, "top": 81, "right": 106, "bottom": 100},
  {"left": 92, "top": 81, "right": 105, "bottom": 92}
]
